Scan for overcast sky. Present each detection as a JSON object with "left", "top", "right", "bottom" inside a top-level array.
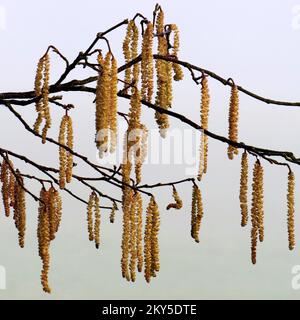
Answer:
[{"left": 1, "top": 0, "right": 300, "bottom": 299}]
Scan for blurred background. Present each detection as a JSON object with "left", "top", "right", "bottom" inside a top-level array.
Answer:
[{"left": 0, "top": 0, "right": 300, "bottom": 299}]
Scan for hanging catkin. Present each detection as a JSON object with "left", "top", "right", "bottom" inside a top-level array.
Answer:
[
  {"left": 239, "top": 151, "right": 248, "bottom": 227},
  {"left": 170, "top": 24, "right": 184, "bottom": 81},
  {"left": 136, "top": 192, "right": 143, "bottom": 273},
  {"left": 1, "top": 160, "right": 11, "bottom": 217},
  {"left": 58, "top": 114, "right": 73, "bottom": 189},
  {"left": 198, "top": 75, "right": 210, "bottom": 181},
  {"left": 227, "top": 84, "right": 239, "bottom": 159},
  {"left": 287, "top": 170, "right": 295, "bottom": 250},
  {"left": 86, "top": 192, "right": 101, "bottom": 249},
  {"left": 122, "top": 20, "right": 139, "bottom": 92},
  {"left": 141, "top": 22, "right": 154, "bottom": 102},
  {"left": 191, "top": 184, "right": 204, "bottom": 243},
  {"left": 166, "top": 186, "right": 183, "bottom": 210},
  {"left": 41, "top": 54, "right": 51, "bottom": 144},
  {"left": 129, "top": 194, "right": 138, "bottom": 282},
  {"left": 109, "top": 202, "right": 118, "bottom": 223},
  {"left": 155, "top": 9, "right": 172, "bottom": 138},
  {"left": 109, "top": 56, "right": 118, "bottom": 153},
  {"left": 95, "top": 52, "right": 111, "bottom": 157},
  {"left": 144, "top": 196, "right": 160, "bottom": 283},
  {"left": 250, "top": 160, "right": 260, "bottom": 264},
  {"left": 33, "top": 57, "right": 45, "bottom": 133},
  {"left": 257, "top": 162, "right": 264, "bottom": 243},
  {"left": 13, "top": 170, "right": 26, "bottom": 248}
]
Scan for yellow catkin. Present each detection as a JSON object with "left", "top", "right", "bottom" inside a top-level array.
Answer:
[
  {"left": 94, "top": 194, "right": 101, "bottom": 249},
  {"left": 33, "top": 57, "right": 45, "bottom": 133},
  {"left": 131, "top": 22, "right": 140, "bottom": 87},
  {"left": 287, "top": 171, "right": 295, "bottom": 250},
  {"left": 191, "top": 185, "right": 204, "bottom": 243},
  {"left": 109, "top": 56, "right": 118, "bottom": 153},
  {"left": 58, "top": 114, "right": 73, "bottom": 188},
  {"left": 170, "top": 24, "right": 184, "bottom": 81},
  {"left": 37, "top": 188, "right": 51, "bottom": 293},
  {"left": 198, "top": 76, "right": 210, "bottom": 180},
  {"left": 95, "top": 52, "right": 111, "bottom": 157},
  {"left": 239, "top": 151, "right": 248, "bottom": 227},
  {"left": 13, "top": 171, "right": 26, "bottom": 248},
  {"left": 227, "top": 84, "right": 239, "bottom": 159},
  {"left": 144, "top": 196, "right": 160, "bottom": 282},
  {"left": 49, "top": 187, "right": 62, "bottom": 241},
  {"left": 129, "top": 195, "right": 138, "bottom": 282},
  {"left": 155, "top": 9, "right": 172, "bottom": 138},
  {"left": 144, "top": 196, "right": 153, "bottom": 283},
  {"left": 250, "top": 160, "right": 260, "bottom": 265},
  {"left": 136, "top": 193, "right": 143, "bottom": 273},
  {"left": 141, "top": 22, "right": 154, "bottom": 102},
  {"left": 8, "top": 162, "right": 15, "bottom": 209},
  {"left": 87, "top": 192, "right": 94, "bottom": 241},
  {"left": 109, "top": 202, "right": 118, "bottom": 223},
  {"left": 95, "top": 52, "right": 104, "bottom": 134},
  {"left": 166, "top": 186, "right": 183, "bottom": 210},
  {"left": 121, "top": 187, "right": 133, "bottom": 281},
  {"left": 66, "top": 115, "right": 73, "bottom": 183},
  {"left": 257, "top": 162, "right": 264, "bottom": 243},
  {"left": 1, "top": 160, "right": 10, "bottom": 217},
  {"left": 41, "top": 54, "right": 51, "bottom": 144},
  {"left": 122, "top": 21, "right": 133, "bottom": 92}
]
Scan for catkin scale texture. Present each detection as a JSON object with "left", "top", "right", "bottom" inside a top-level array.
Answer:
[{"left": 227, "top": 85, "right": 239, "bottom": 159}]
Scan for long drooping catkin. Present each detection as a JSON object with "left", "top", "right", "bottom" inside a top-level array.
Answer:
[
  {"left": 198, "top": 76, "right": 210, "bottom": 180},
  {"left": 109, "top": 202, "right": 118, "bottom": 223},
  {"left": 287, "top": 171, "right": 295, "bottom": 250},
  {"left": 155, "top": 9, "right": 172, "bottom": 138},
  {"left": 1, "top": 160, "right": 10, "bottom": 217},
  {"left": 122, "top": 20, "right": 139, "bottom": 92},
  {"left": 144, "top": 196, "right": 160, "bottom": 282},
  {"left": 41, "top": 54, "right": 51, "bottom": 144},
  {"left": 58, "top": 114, "right": 73, "bottom": 189},
  {"left": 141, "top": 22, "right": 154, "bottom": 102},
  {"left": 257, "top": 163, "right": 264, "bottom": 243},
  {"left": 191, "top": 185, "right": 204, "bottom": 243},
  {"left": 227, "top": 84, "right": 239, "bottom": 159},
  {"left": 109, "top": 56, "right": 118, "bottom": 153},
  {"left": 33, "top": 57, "right": 45, "bottom": 133},
  {"left": 129, "top": 194, "right": 138, "bottom": 282},
  {"left": 170, "top": 24, "right": 184, "bottom": 81},
  {"left": 166, "top": 186, "right": 183, "bottom": 210},
  {"left": 13, "top": 170, "right": 26, "bottom": 248},
  {"left": 96, "top": 52, "right": 111, "bottom": 157},
  {"left": 250, "top": 160, "right": 260, "bottom": 264},
  {"left": 49, "top": 187, "right": 62, "bottom": 241},
  {"left": 86, "top": 192, "right": 101, "bottom": 248},
  {"left": 136, "top": 193, "right": 143, "bottom": 273},
  {"left": 239, "top": 151, "right": 248, "bottom": 227}
]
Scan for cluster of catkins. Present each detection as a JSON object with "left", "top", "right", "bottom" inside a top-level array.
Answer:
[
  {"left": 58, "top": 114, "right": 73, "bottom": 189},
  {"left": 1, "top": 160, "right": 26, "bottom": 248},
  {"left": 238, "top": 152, "right": 296, "bottom": 264},
  {"left": 95, "top": 52, "right": 118, "bottom": 157},
  {"left": 37, "top": 186, "right": 62, "bottom": 293},
  {"left": 34, "top": 53, "right": 51, "bottom": 143}
]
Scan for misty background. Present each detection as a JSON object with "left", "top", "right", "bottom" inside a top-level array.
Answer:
[{"left": 0, "top": 0, "right": 300, "bottom": 299}]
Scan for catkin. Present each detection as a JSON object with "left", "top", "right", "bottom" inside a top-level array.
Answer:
[
  {"left": 155, "top": 9, "right": 172, "bottom": 138},
  {"left": 41, "top": 54, "right": 51, "bottom": 144},
  {"left": 239, "top": 151, "right": 248, "bottom": 227},
  {"left": 136, "top": 193, "right": 143, "bottom": 273},
  {"left": 170, "top": 24, "right": 184, "bottom": 81},
  {"left": 227, "top": 84, "right": 239, "bottom": 159},
  {"left": 191, "top": 185, "right": 204, "bottom": 243},
  {"left": 13, "top": 170, "right": 26, "bottom": 248},
  {"left": 250, "top": 160, "right": 260, "bottom": 264},
  {"left": 1, "top": 160, "right": 10, "bottom": 217},
  {"left": 166, "top": 186, "right": 183, "bottom": 210},
  {"left": 109, "top": 202, "right": 118, "bottom": 224},
  {"left": 287, "top": 171, "right": 295, "bottom": 250},
  {"left": 96, "top": 52, "right": 111, "bottom": 157},
  {"left": 86, "top": 192, "right": 101, "bottom": 248},
  {"left": 198, "top": 76, "right": 210, "bottom": 180},
  {"left": 141, "top": 22, "right": 154, "bottom": 102},
  {"left": 257, "top": 162, "right": 264, "bottom": 243},
  {"left": 144, "top": 196, "right": 160, "bottom": 282},
  {"left": 129, "top": 194, "right": 138, "bottom": 282},
  {"left": 109, "top": 56, "right": 118, "bottom": 153},
  {"left": 33, "top": 57, "right": 45, "bottom": 133},
  {"left": 58, "top": 115, "right": 73, "bottom": 189}
]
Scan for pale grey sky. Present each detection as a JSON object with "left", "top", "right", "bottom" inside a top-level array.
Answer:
[{"left": 1, "top": 0, "right": 300, "bottom": 299}]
